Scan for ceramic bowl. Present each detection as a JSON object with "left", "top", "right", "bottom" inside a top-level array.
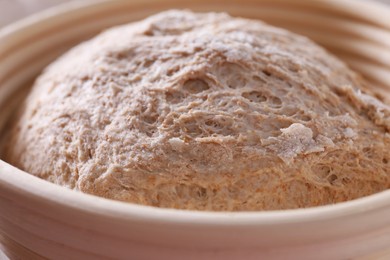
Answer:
[{"left": 0, "top": 0, "right": 389, "bottom": 259}]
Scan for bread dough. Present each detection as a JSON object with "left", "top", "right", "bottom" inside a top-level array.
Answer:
[{"left": 4, "top": 10, "right": 390, "bottom": 211}]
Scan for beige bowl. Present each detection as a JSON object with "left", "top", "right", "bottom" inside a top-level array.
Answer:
[{"left": 0, "top": 0, "right": 390, "bottom": 259}]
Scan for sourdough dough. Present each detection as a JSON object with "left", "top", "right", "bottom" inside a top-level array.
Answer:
[{"left": 4, "top": 10, "right": 390, "bottom": 211}]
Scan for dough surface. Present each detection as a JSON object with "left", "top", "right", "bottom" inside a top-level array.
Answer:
[{"left": 4, "top": 10, "right": 390, "bottom": 211}]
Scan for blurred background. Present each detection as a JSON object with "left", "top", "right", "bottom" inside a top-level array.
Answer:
[{"left": 0, "top": 0, "right": 389, "bottom": 28}]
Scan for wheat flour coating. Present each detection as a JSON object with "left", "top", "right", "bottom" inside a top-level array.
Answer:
[{"left": 4, "top": 10, "right": 390, "bottom": 211}]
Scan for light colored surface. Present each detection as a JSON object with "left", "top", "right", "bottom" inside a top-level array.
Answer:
[
  {"left": 0, "top": 0, "right": 72, "bottom": 27},
  {"left": 0, "top": 250, "right": 7, "bottom": 260},
  {"left": 0, "top": 0, "right": 389, "bottom": 259}
]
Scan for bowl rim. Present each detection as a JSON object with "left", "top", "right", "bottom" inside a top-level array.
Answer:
[
  {"left": 1, "top": 160, "right": 390, "bottom": 226},
  {"left": 0, "top": 0, "right": 389, "bottom": 227},
  {"left": 1, "top": 0, "right": 390, "bottom": 40}
]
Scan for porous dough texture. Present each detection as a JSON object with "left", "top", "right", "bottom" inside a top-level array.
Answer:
[{"left": 4, "top": 10, "right": 390, "bottom": 211}]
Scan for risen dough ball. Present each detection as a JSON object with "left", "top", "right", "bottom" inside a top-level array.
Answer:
[{"left": 4, "top": 10, "right": 390, "bottom": 211}]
